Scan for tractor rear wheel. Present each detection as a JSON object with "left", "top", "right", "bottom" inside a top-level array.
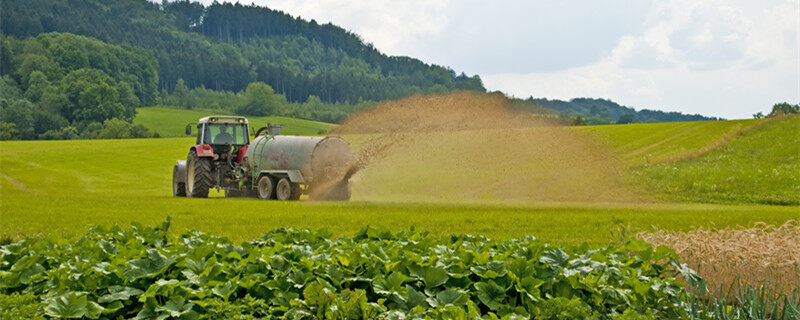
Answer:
[
  {"left": 186, "top": 149, "right": 212, "bottom": 198},
  {"left": 257, "top": 175, "right": 275, "bottom": 200},
  {"left": 276, "top": 177, "right": 301, "bottom": 201},
  {"left": 172, "top": 164, "right": 186, "bottom": 197}
]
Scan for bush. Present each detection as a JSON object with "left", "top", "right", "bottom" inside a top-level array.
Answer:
[
  {"left": 38, "top": 126, "right": 78, "bottom": 140},
  {"left": 0, "top": 122, "right": 18, "bottom": 140},
  {"left": 96, "top": 118, "right": 132, "bottom": 139}
]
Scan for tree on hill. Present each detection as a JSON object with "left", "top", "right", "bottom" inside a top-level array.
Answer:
[
  {"left": 237, "top": 82, "right": 280, "bottom": 116},
  {"left": 768, "top": 102, "right": 800, "bottom": 117},
  {"left": 616, "top": 114, "right": 635, "bottom": 124}
]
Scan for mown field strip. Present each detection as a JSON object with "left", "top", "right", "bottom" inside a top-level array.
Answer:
[{"left": 577, "top": 118, "right": 763, "bottom": 166}]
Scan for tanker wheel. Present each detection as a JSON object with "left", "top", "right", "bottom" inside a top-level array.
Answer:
[
  {"left": 172, "top": 165, "right": 186, "bottom": 197},
  {"left": 186, "top": 149, "right": 212, "bottom": 198},
  {"left": 276, "top": 177, "right": 301, "bottom": 201},
  {"left": 257, "top": 175, "right": 275, "bottom": 200}
]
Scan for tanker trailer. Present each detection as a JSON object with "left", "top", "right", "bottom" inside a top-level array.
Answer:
[{"left": 242, "top": 127, "right": 354, "bottom": 201}]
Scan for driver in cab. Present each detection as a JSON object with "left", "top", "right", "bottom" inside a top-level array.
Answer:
[{"left": 213, "top": 125, "right": 234, "bottom": 144}]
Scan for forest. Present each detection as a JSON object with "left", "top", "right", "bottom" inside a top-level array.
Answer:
[{"left": 1, "top": 0, "right": 484, "bottom": 102}]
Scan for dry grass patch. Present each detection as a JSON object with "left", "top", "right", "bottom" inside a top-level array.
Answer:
[{"left": 638, "top": 220, "right": 800, "bottom": 296}]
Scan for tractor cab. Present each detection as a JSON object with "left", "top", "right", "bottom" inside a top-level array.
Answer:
[
  {"left": 187, "top": 116, "right": 249, "bottom": 155},
  {"left": 190, "top": 116, "right": 249, "bottom": 145}
]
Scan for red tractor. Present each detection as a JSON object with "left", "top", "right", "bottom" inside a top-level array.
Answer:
[{"left": 172, "top": 116, "right": 353, "bottom": 201}]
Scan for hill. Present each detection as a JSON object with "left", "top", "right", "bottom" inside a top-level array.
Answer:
[
  {"left": 133, "top": 106, "right": 335, "bottom": 137},
  {"left": 635, "top": 115, "right": 800, "bottom": 205},
  {"left": 577, "top": 118, "right": 763, "bottom": 166},
  {"left": 2, "top": 0, "right": 484, "bottom": 103},
  {"left": 532, "top": 97, "right": 719, "bottom": 124}
]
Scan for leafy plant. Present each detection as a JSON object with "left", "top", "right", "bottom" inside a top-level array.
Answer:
[{"left": 1, "top": 219, "right": 787, "bottom": 319}]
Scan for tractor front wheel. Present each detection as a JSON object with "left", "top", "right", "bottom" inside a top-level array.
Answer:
[
  {"left": 276, "top": 177, "right": 301, "bottom": 201},
  {"left": 186, "top": 149, "right": 212, "bottom": 198},
  {"left": 172, "top": 164, "right": 186, "bottom": 197}
]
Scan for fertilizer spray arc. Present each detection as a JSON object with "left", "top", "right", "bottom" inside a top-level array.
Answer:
[{"left": 172, "top": 116, "right": 354, "bottom": 201}]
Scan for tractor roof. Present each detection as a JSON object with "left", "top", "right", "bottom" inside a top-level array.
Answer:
[{"left": 198, "top": 116, "right": 248, "bottom": 124}]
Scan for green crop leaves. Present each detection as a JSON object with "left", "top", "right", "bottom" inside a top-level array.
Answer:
[{"left": 0, "top": 220, "right": 717, "bottom": 319}]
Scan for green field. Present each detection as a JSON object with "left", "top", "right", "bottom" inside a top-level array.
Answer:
[
  {"left": 2, "top": 117, "right": 798, "bottom": 245},
  {"left": 133, "top": 106, "right": 336, "bottom": 137},
  {"left": 577, "top": 118, "right": 763, "bottom": 166},
  {"left": 636, "top": 115, "right": 800, "bottom": 205}
]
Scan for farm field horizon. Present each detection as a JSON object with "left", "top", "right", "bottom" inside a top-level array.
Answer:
[{"left": 2, "top": 114, "right": 798, "bottom": 245}]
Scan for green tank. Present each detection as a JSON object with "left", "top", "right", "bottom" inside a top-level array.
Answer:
[{"left": 244, "top": 134, "right": 354, "bottom": 200}]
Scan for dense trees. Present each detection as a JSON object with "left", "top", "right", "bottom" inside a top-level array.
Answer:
[
  {"left": 0, "top": 34, "right": 155, "bottom": 140},
  {"left": 532, "top": 97, "right": 719, "bottom": 124},
  {"left": 157, "top": 80, "right": 373, "bottom": 123},
  {"left": 2, "top": 0, "right": 484, "bottom": 105}
]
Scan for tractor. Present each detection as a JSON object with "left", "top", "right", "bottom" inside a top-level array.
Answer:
[{"left": 172, "top": 116, "right": 353, "bottom": 201}]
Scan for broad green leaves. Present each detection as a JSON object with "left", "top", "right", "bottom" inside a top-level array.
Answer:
[
  {"left": 1, "top": 222, "right": 693, "bottom": 319},
  {"left": 125, "top": 249, "right": 177, "bottom": 281},
  {"left": 44, "top": 292, "right": 96, "bottom": 319}
]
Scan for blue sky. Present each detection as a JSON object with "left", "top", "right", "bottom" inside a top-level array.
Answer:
[{"left": 200, "top": 0, "right": 799, "bottom": 119}]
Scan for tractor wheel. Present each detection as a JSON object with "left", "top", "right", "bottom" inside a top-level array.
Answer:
[
  {"left": 257, "top": 175, "right": 275, "bottom": 200},
  {"left": 276, "top": 177, "right": 301, "bottom": 201},
  {"left": 186, "top": 149, "right": 212, "bottom": 198},
  {"left": 172, "top": 164, "right": 186, "bottom": 197}
]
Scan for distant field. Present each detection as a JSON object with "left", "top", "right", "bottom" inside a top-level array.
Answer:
[
  {"left": 577, "top": 118, "right": 763, "bottom": 166},
  {"left": 134, "top": 106, "right": 336, "bottom": 137},
  {"left": 636, "top": 115, "right": 800, "bottom": 205},
  {"left": 2, "top": 118, "right": 798, "bottom": 245}
]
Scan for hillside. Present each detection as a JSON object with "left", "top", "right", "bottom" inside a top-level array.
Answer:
[
  {"left": 134, "top": 106, "right": 335, "bottom": 137},
  {"left": 533, "top": 97, "right": 719, "bottom": 124},
  {"left": 1, "top": 0, "right": 484, "bottom": 103},
  {"left": 636, "top": 115, "right": 800, "bottom": 205},
  {"left": 577, "top": 118, "right": 763, "bottom": 166}
]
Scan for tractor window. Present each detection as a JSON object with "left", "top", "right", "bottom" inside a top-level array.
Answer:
[
  {"left": 196, "top": 125, "right": 202, "bottom": 144},
  {"left": 204, "top": 123, "right": 248, "bottom": 145}
]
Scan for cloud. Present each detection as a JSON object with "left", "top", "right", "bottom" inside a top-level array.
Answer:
[{"left": 484, "top": 0, "right": 799, "bottom": 118}]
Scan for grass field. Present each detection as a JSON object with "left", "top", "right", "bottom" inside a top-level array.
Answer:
[
  {"left": 2, "top": 117, "right": 798, "bottom": 245},
  {"left": 133, "top": 106, "right": 336, "bottom": 137},
  {"left": 636, "top": 115, "right": 800, "bottom": 205},
  {"left": 577, "top": 118, "right": 764, "bottom": 167}
]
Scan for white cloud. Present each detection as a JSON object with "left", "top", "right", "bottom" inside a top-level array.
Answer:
[{"left": 484, "top": 0, "right": 799, "bottom": 119}]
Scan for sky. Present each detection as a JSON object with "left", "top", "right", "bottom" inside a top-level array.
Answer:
[{"left": 199, "top": 0, "right": 799, "bottom": 119}]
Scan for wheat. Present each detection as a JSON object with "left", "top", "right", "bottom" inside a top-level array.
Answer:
[{"left": 638, "top": 220, "right": 800, "bottom": 296}]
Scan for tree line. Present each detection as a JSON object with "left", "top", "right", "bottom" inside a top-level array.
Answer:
[
  {"left": 530, "top": 97, "right": 720, "bottom": 124},
  {"left": 161, "top": 80, "right": 375, "bottom": 124},
  {"left": 1, "top": 0, "right": 485, "bottom": 105}
]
